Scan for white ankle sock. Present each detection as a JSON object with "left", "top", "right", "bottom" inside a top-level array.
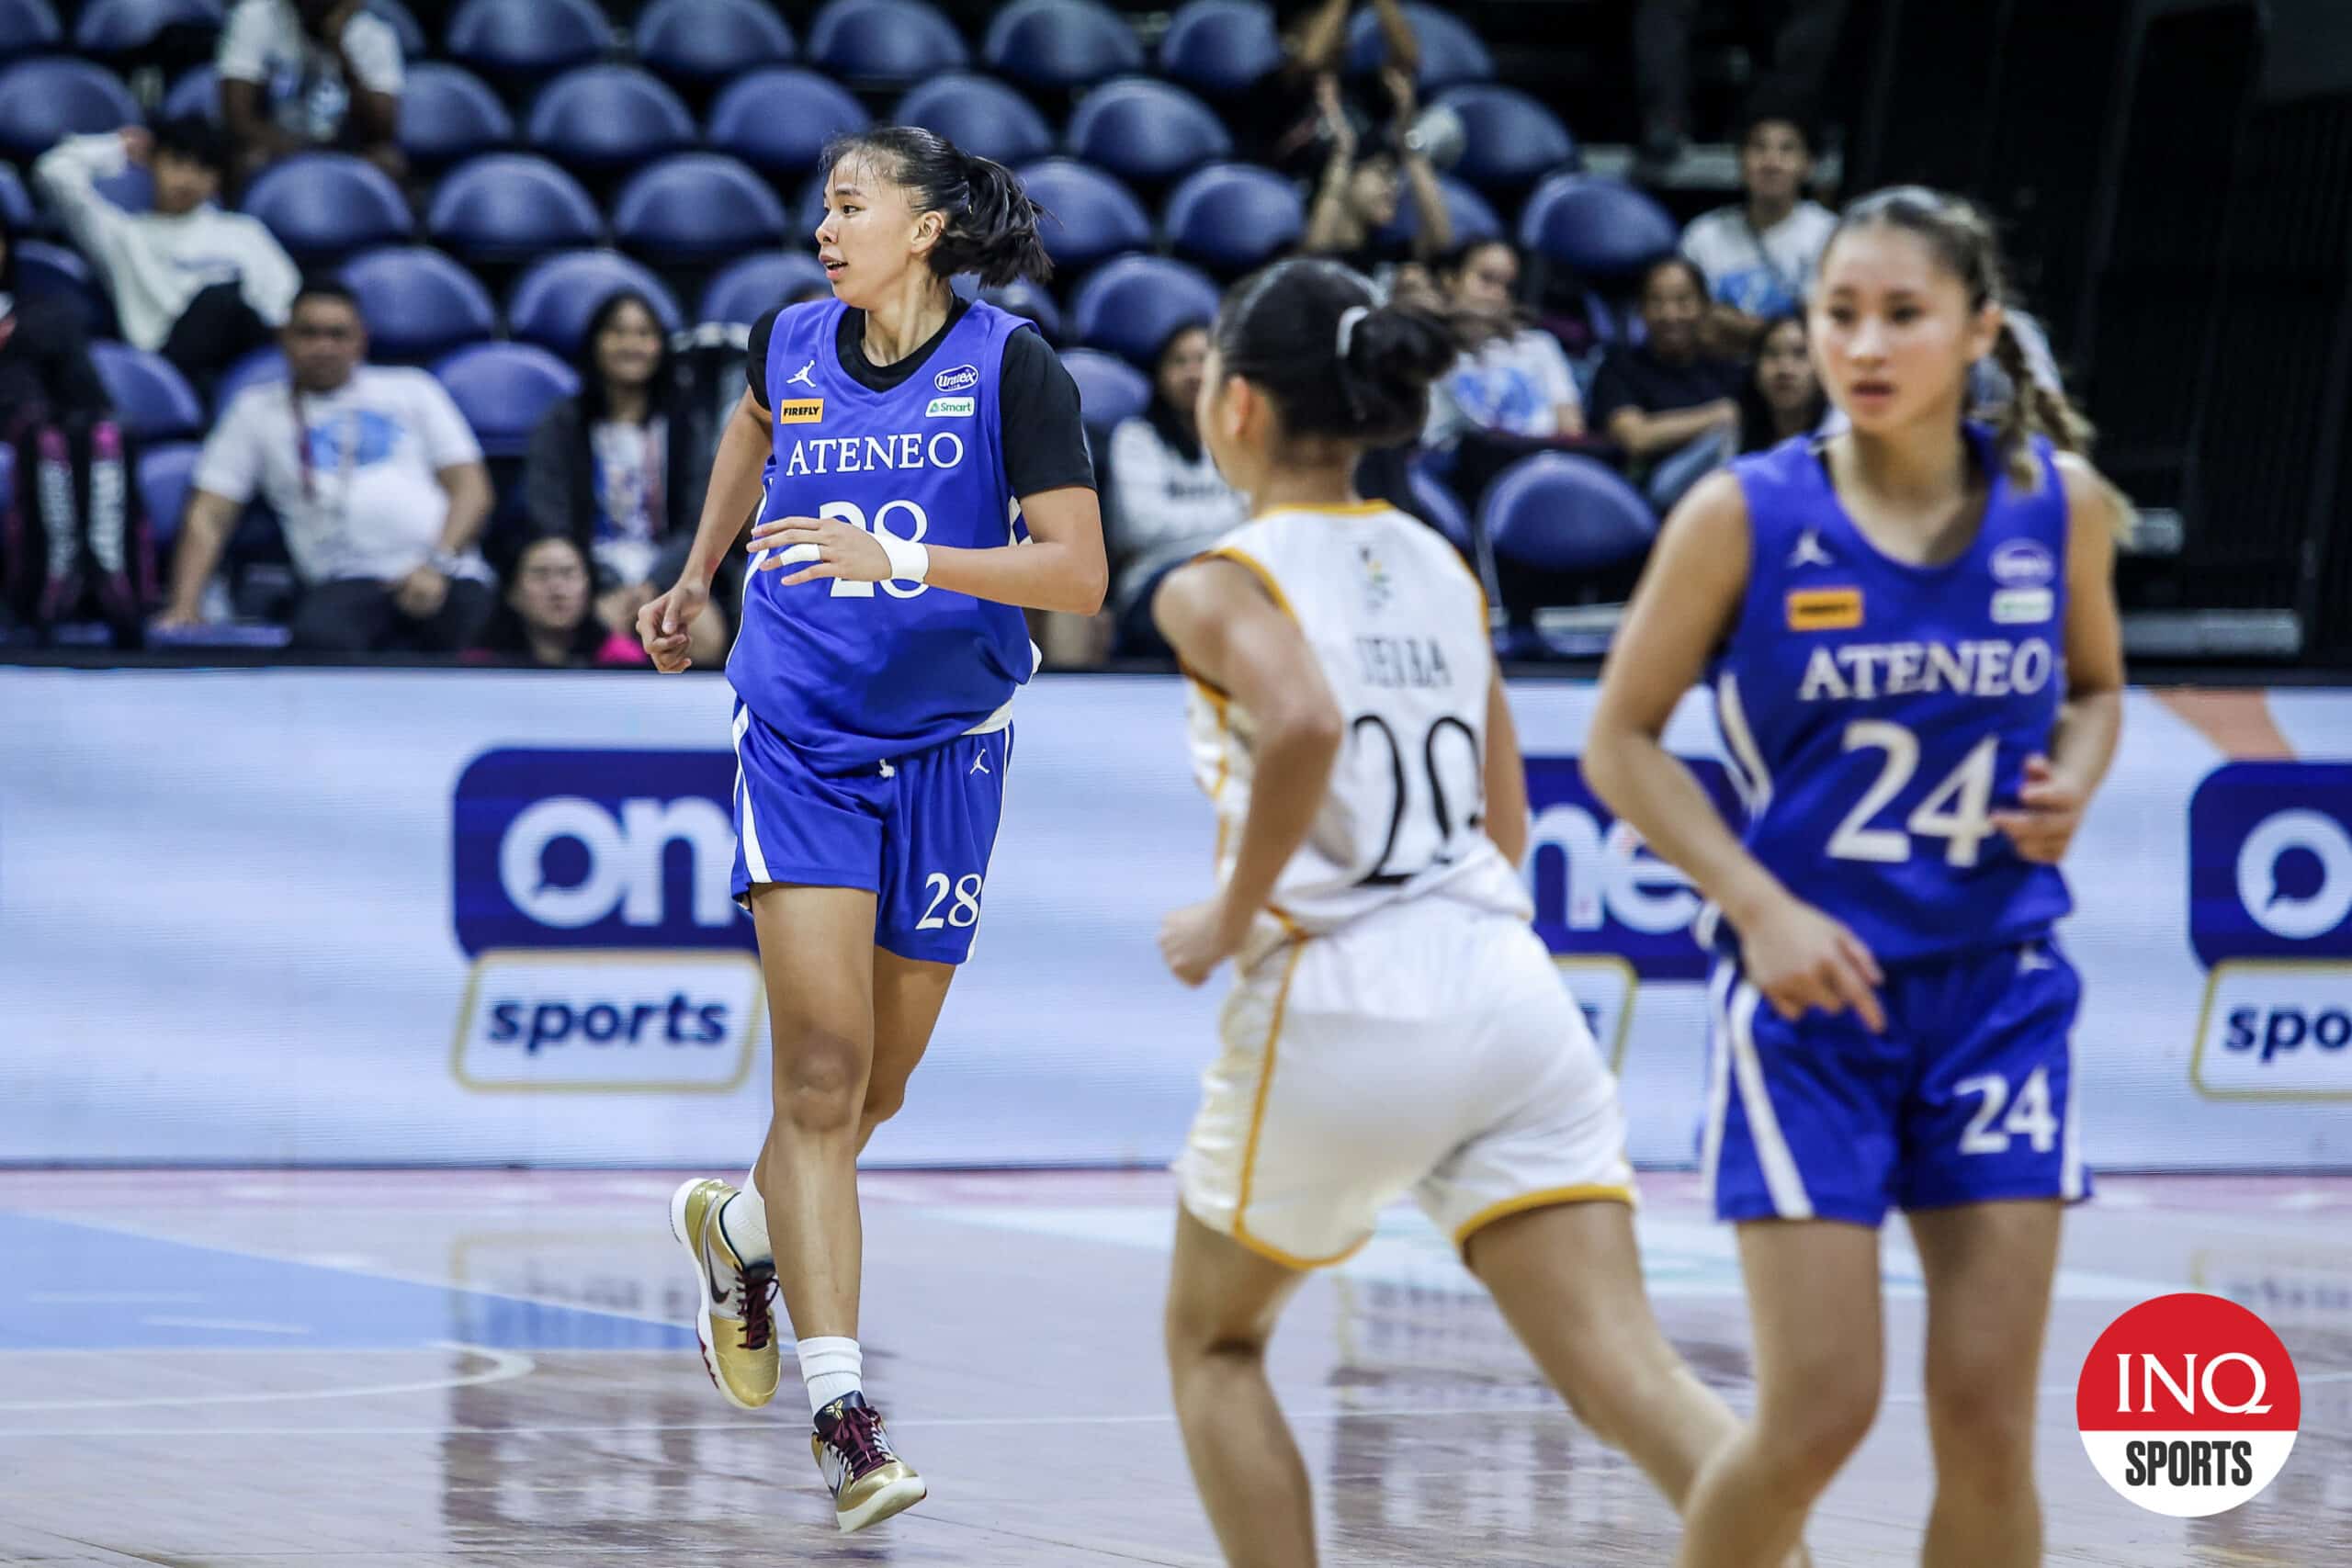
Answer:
[
  {"left": 797, "top": 1336, "right": 863, "bottom": 1417},
  {"left": 718, "top": 1178, "right": 773, "bottom": 1267}
]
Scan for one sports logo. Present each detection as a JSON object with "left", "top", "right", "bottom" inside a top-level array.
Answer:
[
  {"left": 2075, "top": 1292, "right": 2300, "bottom": 1517},
  {"left": 786, "top": 359, "right": 817, "bottom": 389}
]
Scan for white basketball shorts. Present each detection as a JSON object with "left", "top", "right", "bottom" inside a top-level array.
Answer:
[{"left": 1175, "top": 901, "right": 1634, "bottom": 1269}]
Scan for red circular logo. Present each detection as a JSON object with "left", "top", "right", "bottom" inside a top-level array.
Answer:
[{"left": 2075, "top": 1292, "right": 2300, "bottom": 1517}]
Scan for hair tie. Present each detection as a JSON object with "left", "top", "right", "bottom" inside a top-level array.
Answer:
[{"left": 1335, "top": 304, "right": 1370, "bottom": 361}]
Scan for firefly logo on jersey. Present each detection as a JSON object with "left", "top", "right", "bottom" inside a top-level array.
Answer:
[
  {"left": 449, "top": 749, "right": 760, "bottom": 1092},
  {"left": 1523, "top": 755, "right": 1744, "bottom": 981}
]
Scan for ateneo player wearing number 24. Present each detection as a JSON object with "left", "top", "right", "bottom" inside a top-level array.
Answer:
[
  {"left": 634, "top": 127, "right": 1103, "bottom": 1534},
  {"left": 1587, "top": 187, "right": 2131, "bottom": 1568}
]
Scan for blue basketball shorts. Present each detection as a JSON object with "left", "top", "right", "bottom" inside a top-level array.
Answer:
[
  {"left": 728, "top": 698, "right": 1012, "bottom": 964},
  {"left": 1701, "top": 934, "right": 2090, "bottom": 1226}
]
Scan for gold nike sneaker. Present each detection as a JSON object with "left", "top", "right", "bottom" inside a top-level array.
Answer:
[
  {"left": 813, "top": 1392, "right": 926, "bottom": 1533},
  {"left": 667, "top": 1178, "right": 779, "bottom": 1409}
]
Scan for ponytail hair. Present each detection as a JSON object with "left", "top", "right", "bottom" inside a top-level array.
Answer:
[
  {"left": 1215, "top": 258, "right": 1456, "bottom": 446},
  {"left": 820, "top": 127, "right": 1054, "bottom": 288},
  {"left": 1825, "top": 186, "right": 2096, "bottom": 488}
]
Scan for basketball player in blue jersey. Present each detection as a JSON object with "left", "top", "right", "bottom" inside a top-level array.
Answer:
[
  {"left": 634, "top": 127, "right": 1103, "bottom": 1533},
  {"left": 1587, "top": 187, "right": 2129, "bottom": 1568}
]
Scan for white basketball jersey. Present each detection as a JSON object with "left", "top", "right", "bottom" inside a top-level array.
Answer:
[{"left": 1183, "top": 502, "right": 1531, "bottom": 936}]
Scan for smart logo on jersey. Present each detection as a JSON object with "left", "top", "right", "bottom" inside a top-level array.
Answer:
[
  {"left": 1523, "top": 755, "right": 1743, "bottom": 981},
  {"left": 2076, "top": 1292, "right": 2300, "bottom": 1517},
  {"left": 448, "top": 750, "right": 759, "bottom": 1093},
  {"left": 2188, "top": 762, "right": 2352, "bottom": 1100}
]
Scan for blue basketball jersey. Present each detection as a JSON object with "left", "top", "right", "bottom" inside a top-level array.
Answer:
[
  {"left": 726, "top": 299, "right": 1037, "bottom": 773},
  {"left": 1712, "top": 425, "right": 2074, "bottom": 964}
]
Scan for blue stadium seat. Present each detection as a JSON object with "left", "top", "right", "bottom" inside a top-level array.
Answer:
[
  {"left": 953, "top": 273, "right": 1062, "bottom": 341},
  {"left": 1158, "top": 0, "right": 1281, "bottom": 96},
  {"left": 240, "top": 153, "right": 411, "bottom": 263},
  {"left": 341, "top": 246, "right": 498, "bottom": 362},
  {"left": 789, "top": 167, "right": 831, "bottom": 236},
  {"left": 1407, "top": 459, "right": 1472, "bottom": 554},
  {"left": 1069, "top": 253, "right": 1220, "bottom": 367},
  {"left": 426, "top": 153, "right": 601, "bottom": 263},
  {"left": 215, "top": 345, "right": 287, "bottom": 409},
  {"left": 0, "top": 59, "right": 141, "bottom": 160},
  {"left": 433, "top": 342, "right": 581, "bottom": 459},
  {"left": 400, "top": 63, "right": 514, "bottom": 169},
  {"left": 808, "top": 0, "right": 967, "bottom": 85},
  {"left": 1482, "top": 452, "right": 1656, "bottom": 574},
  {"left": 136, "top": 439, "right": 201, "bottom": 550},
  {"left": 16, "top": 239, "right": 114, "bottom": 336},
  {"left": 1057, "top": 346, "right": 1148, "bottom": 444},
  {"left": 1013, "top": 158, "right": 1150, "bottom": 271},
  {"left": 700, "top": 252, "right": 831, "bottom": 325},
  {"left": 1065, "top": 77, "right": 1230, "bottom": 186},
  {"left": 0, "top": 163, "right": 32, "bottom": 232},
  {"left": 73, "top": 0, "right": 220, "bottom": 55},
  {"left": 1162, "top": 163, "right": 1300, "bottom": 272},
  {"left": 90, "top": 341, "right": 204, "bottom": 442},
  {"left": 1435, "top": 85, "right": 1576, "bottom": 192},
  {"left": 1373, "top": 171, "right": 1501, "bottom": 251},
  {"left": 1344, "top": 2, "right": 1492, "bottom": 90},
  {"left": 637, "top": 0, "right": 795, "bottom": 85},
  {"left": 505, "top": 250, "right": 683, "bottom": 355},
  {"left": 707, "top": 68, "right": 868, "bottom": 175},
  {"left": 365, "top": 0, "right": 425, "bottom": 57},
  {"left": 982, "top": 0, "right": 1141, "bottom": 91},
  {"left": 446, "top": 0, "right": 608, "bottom": 81},
  {"left": 527, "top": 65, "right": 695, "bottom": 173},
  {"left": 1518, "top": 173, "right": 1677, "bottom": 279},
  {"left": 0, "top": 0, "right": 59, "bottom": 60},
  {"left": 892, "top": 74, "right": 1053, "bottom": 167},
  {"left": 163, "top": 62, "right": 218, "bottom": 121},
  {"left": 612, "top": 153, "right": 786, "bottom": 263}
]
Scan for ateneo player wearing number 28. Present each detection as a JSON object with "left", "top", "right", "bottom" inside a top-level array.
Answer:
[
  {"left": 634, "top": 128, "right": 1103, "bottom": 1533},
  {"left": 1588, "top": 187, "right": 2131, "bottom": 1568}
]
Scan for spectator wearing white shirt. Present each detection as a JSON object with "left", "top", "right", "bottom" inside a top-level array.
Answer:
[
  {"left": 1679, "top": 113, "right": 1837, "bottom": 353},
  {"left": 33, "top": 118, "right": 300, "bottom": 388},
  {"left": 1419, "top": 239, "right": 1588, "bottom": 509},
  {"left": 160, "top": 280, "right": 495, "bottom": 652},
  {"left": 1103, "top": 321, "right": 1246, "bottom": 655},
  {"left": 217, "top": 0, "right": 406, "bottom": 184}
]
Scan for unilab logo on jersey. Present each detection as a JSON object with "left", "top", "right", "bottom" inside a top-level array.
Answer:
[
  {"left": 2188, "top": 761, "right": 2352, "bottom": 1100},
  {"left": 1523, "top": 755, "right": 1744, "bottom": 981},
  {"left": 2076, "top": 1292, "right": 2300, "bottom": 1517},
  {"left": 933, "top": 362, "right": 978, "bottom": 393},
  {"left": 449, "top": 750, "right": 760, "bottom": 1093}
]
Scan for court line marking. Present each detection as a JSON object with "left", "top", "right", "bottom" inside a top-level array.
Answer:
[
  {"left": 0, "top": 1340, "right": 533, "bottom": 1413},
  {"left": 140, "top": 1315, "right": 311, "bottom": 1335},
  {"left": 0, "top": 1370, "right": 2341, "bottom": 1437}
]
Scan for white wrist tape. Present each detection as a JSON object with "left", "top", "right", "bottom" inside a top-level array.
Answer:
[{"left": 876, "top": 531, "right": 930, "bottom": 582}]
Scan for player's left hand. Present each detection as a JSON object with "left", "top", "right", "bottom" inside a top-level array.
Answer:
[
  {"left": 748, "top": 515, "right": 890, "bottom": 587},
  {"left": 1159, "top": 897, "right": 1243, "bottom": 987},
  {"left": 1991, "top": 753, "right": 2087, "bottom": 863}
]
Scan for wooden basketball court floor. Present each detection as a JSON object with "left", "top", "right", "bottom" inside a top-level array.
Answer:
[{"left": 0, "top": 1168, "right": 2345, "bottom": 1566}]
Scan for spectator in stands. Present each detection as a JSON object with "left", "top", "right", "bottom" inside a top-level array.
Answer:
[
  {"left": 1104, "top": 321, "right": 1247, "bottom": 656},
  {"left": 1737, "top": 312, "right": 1826, "bottom": 452},
  {"left": 1679, "top": 111, "right": 1838, "bottom": 352},
  {"left": 1419, "top": 240, "right": 1587, "bottom": 508},
  {"left": 1299, "top": 69, "right": 1453, "bottom": 286},
  {"left": 1588, "top": 255, "right": 1745, "bottom": 514},
  {"left": 32, "top": 118, "right": 300, "bottom": 389},
  {"left": 1634, "top": 1, "right": 1852, "bottom": 175},
  {"left": 523, "top": 288, "right": 724, "bottom": 669},
  {"left": 218, "top": 0, "right": 406, "bottom": 184},
  {"left": 0, "top": 209, "right": 139, "bottom": 643},
  {"left": 467, "top": 534, "right": 651, "bottom": 669},
  {"left": 161, "top": 279, "right": 495, "bottom": 652}
]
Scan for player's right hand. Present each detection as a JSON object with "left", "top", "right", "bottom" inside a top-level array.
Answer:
[
  {"left": 637, "top": 578, "right": 707, "bottom": 673},
  {"left": 1743, "top": 895, "right": 1886, "bottom": 1033}
]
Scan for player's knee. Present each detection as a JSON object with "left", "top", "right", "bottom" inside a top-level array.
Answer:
[
  {"left": 1927, "top": 1371, "right": 2036, "bottom": 1483},
  {"left": 773, "top": 1025, "right": 865, "bottom": 1133},
  {"left": 1758, "top": 1373, "right": 1879, "bottom": 1494},
  {"left": 859, "top": 1077, "right": 908, "bottom": 1128},
  {"left": 1163, "top": 1293, "right": 1268, "bottom": 1368}
]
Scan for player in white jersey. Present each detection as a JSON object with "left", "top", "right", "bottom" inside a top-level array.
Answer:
[{"left": 1150, "top": 258, "right": 1807, "bottom": 1568}]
